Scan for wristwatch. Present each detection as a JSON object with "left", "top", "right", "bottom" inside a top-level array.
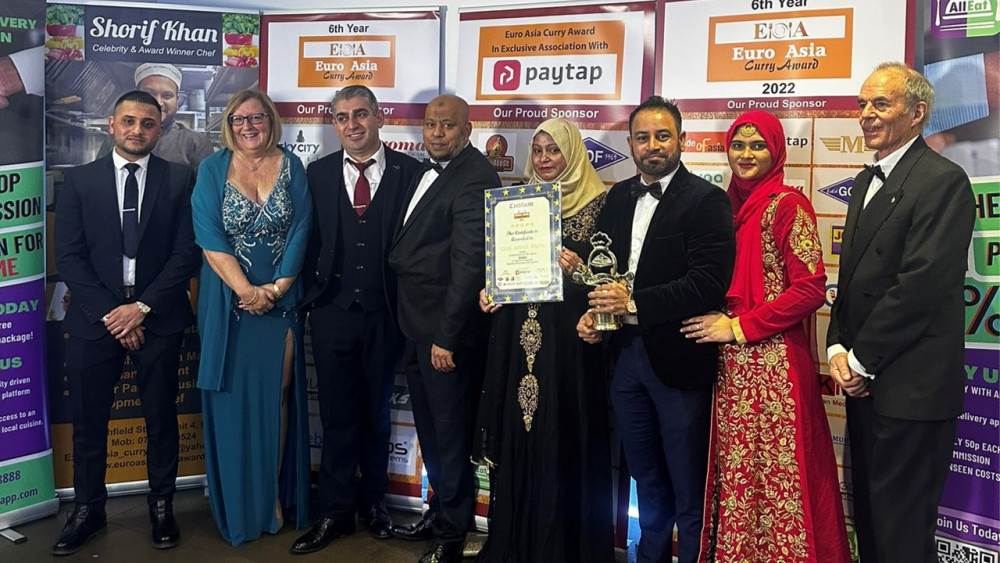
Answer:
[
  {"left": 136, "top": 301, "right": 151, "bottom": 315},
  {"left": 626, "top": 298, "right": 637, "bottom": 315}
]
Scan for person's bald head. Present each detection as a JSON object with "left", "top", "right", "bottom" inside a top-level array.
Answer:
[{"left": 423, "top": 94, "right": 472, "bottom": 162}]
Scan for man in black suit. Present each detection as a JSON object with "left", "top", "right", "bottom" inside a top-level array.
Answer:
[
  {"left": 827, "top": 62, "right": 975, "bottom": 563},
  {"left": 578, "top": 96, "right": 734, "bottom": 563},
  {"left": 290, "top": 86, "right": 421, "bottom": 554},
  {"left": 388, "top": 94, "right": 500, "bottom": 563},
  {"left": 53, "top": 90, "right": 199, "bottom": 555}
]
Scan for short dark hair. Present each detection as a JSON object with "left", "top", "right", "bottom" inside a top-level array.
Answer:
[
  {"left": 114, "top": 90, "right": 161, "bottom": 116},
  {"left": 629, "top": 95, "right": 682, "bottom": 134},
  {"left": 331, "top": 85, "right": 380, "bottom": 115}
]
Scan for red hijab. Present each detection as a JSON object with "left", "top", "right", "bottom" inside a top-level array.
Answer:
[{"left": 725, "top": 110, "right": 802, "bottom": 315}]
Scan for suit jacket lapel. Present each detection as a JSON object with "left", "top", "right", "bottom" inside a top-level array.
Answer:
[
  {"left": 379, "top": 152, "right": 402, "bottom": 247},
  {"left": 393, "top": 145, "right": 474, "bottom": 245},
  {"left": 636, "top": 165, "right": 686, "bottom": 267},
  {"left": 137, "top": 156, "right": 161, "bottom": 244},
  {"left": 843, "top": 138, "right": 925, "bottom": 276}
]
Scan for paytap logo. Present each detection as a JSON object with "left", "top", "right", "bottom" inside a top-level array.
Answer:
[{"left": 493, "top": 60, "right": 521, "bottom": 90}]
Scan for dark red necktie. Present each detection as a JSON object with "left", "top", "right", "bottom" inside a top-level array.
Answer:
[{"left": 350, "top": 159, "right": 375, "bottom": 216}]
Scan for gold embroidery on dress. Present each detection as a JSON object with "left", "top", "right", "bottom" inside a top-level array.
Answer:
[
  {"left": 790, "top": 206, "right": 822, "bottom": 274},
  {"left": 707, "top": 192, "right": 810, "bottom": 561},
  {"left": 563, "top": 193, "right": 606, "bottom": 242},
  {"left": 518, "top": 304, "right": 541, "bottom": 431}
]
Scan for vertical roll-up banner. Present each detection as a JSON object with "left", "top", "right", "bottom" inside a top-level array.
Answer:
[
  {"left": 925, "top": 1, "right": 1000, "bottom": 559},
  {"left": 44, "top": 1, "right": 259, "bottom": 497},
  {"left": 260, "top": 8, "right": 442, "bottom": 513},
  {"left": 0, "top": 0, "right": 60, "bottom": 531}
]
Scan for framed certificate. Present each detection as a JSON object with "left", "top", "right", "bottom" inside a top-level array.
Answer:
[{"left": 484, "top": 182, "right": 563, "bottom": 304}]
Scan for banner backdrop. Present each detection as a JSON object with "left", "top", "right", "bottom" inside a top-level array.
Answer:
[
  {"left": 260, "top": 8, "right": 441, "bottom": 511},
  {"left": 0, "top": 0, "right": 59, "bottom": 531},
  {"left": 43, "top": 1, "right": 259, "bottom": 495}
]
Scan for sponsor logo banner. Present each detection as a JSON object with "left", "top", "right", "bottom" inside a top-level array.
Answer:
[
  {"left": 582, "top": 137, "right": 626, "bottom": 171},
  {"left": 476, "top": 20, "right": 624, "bottom": 100},
  {"left": 707, "top": 8, "right": 854, "bottom": 82},
  {"left": 298, "top": 35, "right": 395, "bottom": 88},
  {"left": 818, "top": 178, "right": 854, "bottom": 205}
]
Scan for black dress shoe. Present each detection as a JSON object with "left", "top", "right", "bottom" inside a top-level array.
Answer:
[
  {"left": 52, "top": 504, "right": 107, "bottom": 556},
  {"left": 418, "top": 541, "right": 462, "bottom": 563},
  {"left": 391, "top": 510, "right": 436, "bottom": 541},
  {"left": 289, "top": 517, "right": 355, "bottom": 554},
  {"left": 149, "top": 499, "right": 180, "bottom": 549},
  {"left": 359, "top": 501, "right": 393, "bottom": 540}
]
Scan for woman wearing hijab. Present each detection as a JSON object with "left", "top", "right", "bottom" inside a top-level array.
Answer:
[
  {"left": 683, "top": 111, "right": 850, "bottom": 563},
  {"left": 475, "top": 118, "right": 613, "bottom": 562}
]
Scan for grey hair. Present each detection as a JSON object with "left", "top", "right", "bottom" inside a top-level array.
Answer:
[
  {"left": 330, "top": 85, "right": 380, "bottom": 114},
  {"left": 874, "top": 62, "right": 935, "bottom": 129}
]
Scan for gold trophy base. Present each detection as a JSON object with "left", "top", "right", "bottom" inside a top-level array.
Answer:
[{"left": 592, "top": 312, "right": 622, "bottom": 331}]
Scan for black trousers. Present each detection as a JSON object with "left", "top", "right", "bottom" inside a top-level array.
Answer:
[
  {"left": 402, "top": 340, "right": 478, "bottom": 546},
  {"left": 309, "top": 303, "right": 402, "bottom": 519},
  {"left": 847, "top": 396, "right": 956, "bottom": 563},
  {"left": 65, "top": 329, "right": 182, "bottom": 511}
]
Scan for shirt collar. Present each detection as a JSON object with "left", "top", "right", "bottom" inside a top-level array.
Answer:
[
  {"left": 112, "top": 150, "right": 151, "bottom": 172},
  {"left": 641, "top": 164, "right": 680, "bottom": 193},
  {"left": 344, "top": 143, "right": 387, "bottom": 170},
  {"left": 872, "top": 135, "right": 919, "bottom": 179}
]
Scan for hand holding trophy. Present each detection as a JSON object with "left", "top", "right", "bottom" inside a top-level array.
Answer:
[{"left": 573, "top": 232, "right": 634, "bottom": 331}]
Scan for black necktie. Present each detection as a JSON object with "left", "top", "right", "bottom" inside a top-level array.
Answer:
[
  {"left": 629, "top": 179, "right": 662, "bottom": 201},
  {"left": 122, "top": 163, "right": 140, "bottom": 258},
  {"left": 864, "top": 163, "right": 886, "bottom": 182},
  {"left": 421, "top": 159, "right": 443, "bottom": 174}
]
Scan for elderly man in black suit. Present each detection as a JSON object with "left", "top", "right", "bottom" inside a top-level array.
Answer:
[
  {"left": 53, "top": 90, "right": 199, "bottom": 555},
  {"left": 578, "top": 96, "right": 735, "bottom": 563},
  {"left": 290, "top": 85, "right": 421, "bottom": 555},
  {"left": 827, "top": 62, "right": 975, "bottom": 563},
  {"left": 388, "top": 94, "right": 500, "bottom": 563}
]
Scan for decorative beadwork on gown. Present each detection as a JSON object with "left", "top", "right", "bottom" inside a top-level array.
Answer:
[
  {"left": 562, "top": 193, "right": 606, "bottom": 243},
  {"left": 518, "top": 304, "right": 541, "bottom": 431}
]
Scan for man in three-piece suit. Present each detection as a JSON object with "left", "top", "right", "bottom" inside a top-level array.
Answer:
[
  {"left": 53, "top": 90, "right": 199, "bottom": 555},
  {"left": 290, "top": 86, "right": 421, "bottom": 555},
  {"left": 578, "top": 96, "right": 735, "bottom": 563},
  {"left": 388, "top": 94, "right": 500, "bottom": 563},
  {"left": 827, "top": 62, "right": 975, "bottom": 563}
]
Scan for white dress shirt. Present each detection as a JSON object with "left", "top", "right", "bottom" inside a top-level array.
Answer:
[
  {"left": 402, "top": 143, "right": 468, "bottom": 225},
  {"left": 112, "top": 151, "right": 151, "bottom": 286},
  {"left": 343, "top": 144, "right": 387, "bottom": 205},
  {"left": 622, "top": 166, "right": 679, "bottom": 324}
]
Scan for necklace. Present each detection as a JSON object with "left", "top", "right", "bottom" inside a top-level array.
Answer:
[{"left": 242, "top": 153, "right": 266, "bottom": 172}]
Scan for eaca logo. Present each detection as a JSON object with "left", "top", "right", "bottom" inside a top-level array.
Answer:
[
  {"left": 818, "top": 178, "right": 853, "bottom": 205},
  {"left": 582, "top": 137, "right": 626, "bottom": 171},
  {"left": 493, "top": 61, "right": 520, "bottom": 91}
]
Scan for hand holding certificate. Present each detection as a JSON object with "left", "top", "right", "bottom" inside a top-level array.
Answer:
[{"left": 484, "top": 182, "right": 563, "bottom": 304}]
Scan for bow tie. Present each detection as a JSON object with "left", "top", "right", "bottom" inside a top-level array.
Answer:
[
  {"left": 422, "top": 159, "right": 443, "bottom": 174},
  {"left": 864, "top": 163, "right": 886, "bottom": 182},
  {"left": 630, "top": 179, "right": 663, "bottom": 201}
]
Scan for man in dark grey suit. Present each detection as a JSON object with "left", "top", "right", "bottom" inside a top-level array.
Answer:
[
  {"left": 53, "top": 90, "right": 199, "bottom": 555},
  {"left": 388, "top": 94, "right": 500, "bottom": 563},
  {"left": 578, "top": 96, "right": 735, "bottom": 563},
  {"left": 291, "top": 86, "right": 421, "bottom": 554},
  {"left": 827, "top": 62, "right": 975, "bottom": 563}
]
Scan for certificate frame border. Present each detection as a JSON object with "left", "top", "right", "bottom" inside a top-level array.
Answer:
[{"left": 484, "top": 182, "right": 564, "bottom": 304}]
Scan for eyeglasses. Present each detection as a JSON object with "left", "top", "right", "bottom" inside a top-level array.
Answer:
[{"left": 228, "top": 112, "right": 268, "bottom": 126}]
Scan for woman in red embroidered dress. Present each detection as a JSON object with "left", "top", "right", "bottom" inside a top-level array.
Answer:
[{"left": 682, "top": 110, "right": 851, "bottom": 563}]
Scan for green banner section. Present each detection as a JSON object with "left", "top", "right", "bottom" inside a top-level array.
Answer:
[
  {"left": 0, "top": 226, "right": 44, "bottom": 283},
  {"left": 0, "top": 166, "right": 44, "bottom": 230},
  {"left": 971, "top": 179, "right": 999, "bottom": 233},
  {"left": 0, "top": 452, "right": 56, "bottom": 514}
]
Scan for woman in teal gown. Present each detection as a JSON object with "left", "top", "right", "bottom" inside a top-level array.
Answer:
[{"left": 191, "top": 90, "right": 312, "bottom": 547}]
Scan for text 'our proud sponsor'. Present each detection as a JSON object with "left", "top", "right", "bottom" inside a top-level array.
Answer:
[
  {"left": 477, "top": 20, "right": 624, "bottom": 100},
  {"left": 707, "top": 8, "right": 853, "bottom": 82}
]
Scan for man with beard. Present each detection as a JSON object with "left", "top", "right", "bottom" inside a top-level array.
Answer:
[
  {"left": 577, "top": 96, "right": 735, "bottom": 563},
  {"left": 99, "top": 63, "right": 214, "bottom": 169},
  {"left": 53, "top": 90, "right": 199, "bottom": 555},
  {"left": 388, "top": 94, "right": 500, "bottom": 563}
]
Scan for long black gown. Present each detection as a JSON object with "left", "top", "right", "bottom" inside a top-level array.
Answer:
[{"left": 475, "top": 194, "right": 613, "bottom": 563}]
